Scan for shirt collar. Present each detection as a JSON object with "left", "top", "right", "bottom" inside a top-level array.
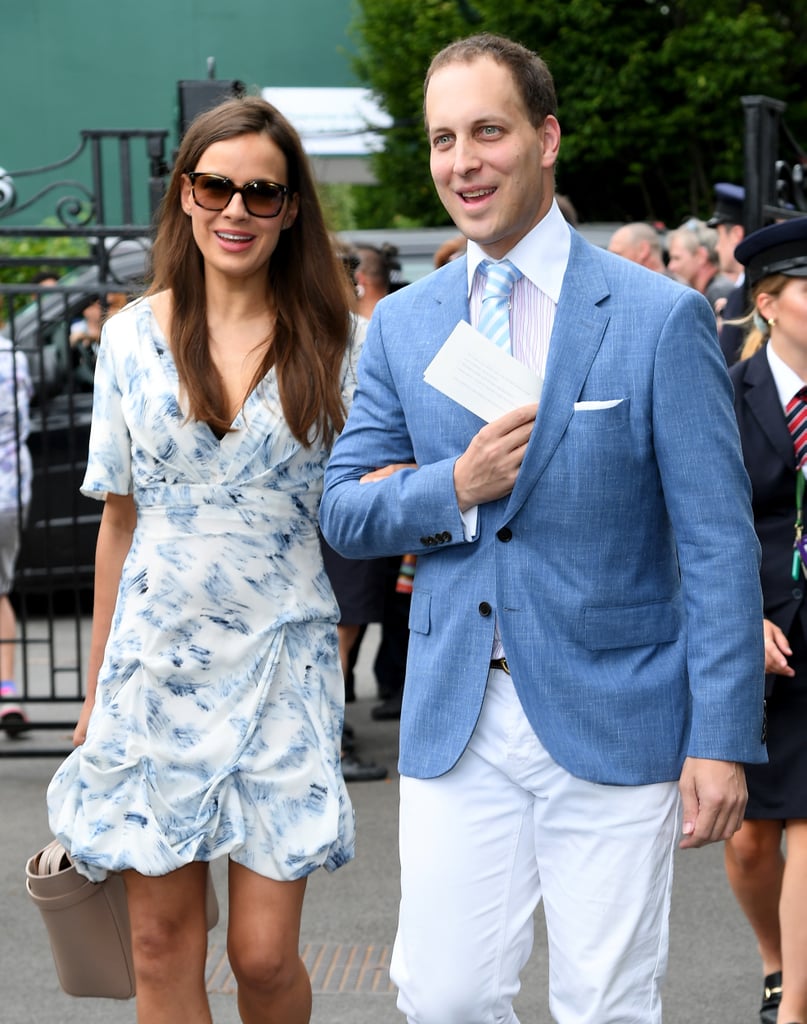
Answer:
[
  {"left": 465, "top": 199, "right": 572, "bottom": 302},
  {"left": 766, "top": 340, "right": 807, "bottom": 410}
]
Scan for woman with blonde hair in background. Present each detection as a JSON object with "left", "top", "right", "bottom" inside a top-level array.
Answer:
[{"left": 727, "top": 217, "right": 807, "bottom": 1024}]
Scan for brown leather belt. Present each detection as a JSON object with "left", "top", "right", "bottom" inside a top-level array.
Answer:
[{"left": 489, "top": 658, "right": 510, "bottom": 674}]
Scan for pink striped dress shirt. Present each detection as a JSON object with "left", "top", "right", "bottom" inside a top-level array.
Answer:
[{"left": 462, "top": 200, "right": 572, "bottom": 660}]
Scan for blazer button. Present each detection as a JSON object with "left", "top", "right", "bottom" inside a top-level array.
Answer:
[
  {"left": 439, "top": 531, "right": 452, "bottom": 543},
  {"left": 478, "top": 601, "right": 492, "bottom": 617},
  {"left": 793, "top": 587, "right": 803, "bottom": 600},
  {"left": 419, "top": 536, "right": 432, "bottom": 546},
  {"left": 496, "top": 527, "right": 512, "bottom": 542}
]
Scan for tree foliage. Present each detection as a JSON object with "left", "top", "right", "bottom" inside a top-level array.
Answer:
[
  {"left": 350, "top": 0, "right": 806, "bottom": 225},
  {"left": 0, "top": 229, "right": 91, "bottom": 320},
  {"left": 0, "top": 231, "right": 90, "bottom": 287}
]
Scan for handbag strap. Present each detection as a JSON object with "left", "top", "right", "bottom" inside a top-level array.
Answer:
[{"left": 36, "top": 839, "right": 72, "bottom": 876}]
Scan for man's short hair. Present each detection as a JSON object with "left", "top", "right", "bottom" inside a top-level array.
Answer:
[{"left": 424, "top": 33, "right": 557, "bottom": 129}]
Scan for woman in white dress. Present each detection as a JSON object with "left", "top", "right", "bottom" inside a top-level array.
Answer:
[{"left": 47, "top": 96, "right": 358, "bottom": 1024}]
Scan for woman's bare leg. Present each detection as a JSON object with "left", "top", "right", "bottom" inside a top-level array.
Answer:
[
  {"left": 227, "top": 860, "right": 311, "bottom": 1024},
  {"left": 778, "top": 820, "right": 807, "bottom": 1023},
  {"left": 123, "top": 862, "right": 212, "bottom": 1024}
]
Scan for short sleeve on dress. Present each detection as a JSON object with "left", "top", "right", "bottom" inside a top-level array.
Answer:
[{"left": 80, "top": 319, "right": 133, "bottom": 501}]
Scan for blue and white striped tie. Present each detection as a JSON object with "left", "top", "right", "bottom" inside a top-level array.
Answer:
[{"left": 477, "top": 259, "right": 522, "bottom": 354}]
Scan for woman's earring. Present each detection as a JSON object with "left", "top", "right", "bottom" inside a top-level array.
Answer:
[
  {"left": 753, "top": 311, "right": 769, "bottom": 334},
  {"left": 767, "top": 317, "right": 777, "bottom": 327}
]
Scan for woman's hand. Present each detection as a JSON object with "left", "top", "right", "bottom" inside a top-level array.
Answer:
[
  {"left": 73, "top": 694, "right": 95, "bottom": 746},
  {"left": 360, "top": 462, "right": 417, "bottom": 483},
  {"left": 763, "top": 618, "right": 795, "bottom": 676}
]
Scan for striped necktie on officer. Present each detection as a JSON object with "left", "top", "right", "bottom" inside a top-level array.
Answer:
[
  {"left": 477, "top": 259, "right": 522, "bottom": 354},
  {"left": 786, "top": 386, "right": 807, "bottom": 469}
]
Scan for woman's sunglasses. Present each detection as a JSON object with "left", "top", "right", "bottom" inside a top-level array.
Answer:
[{"left": 186, "top": 172, "right": 290, "bottom": 218}]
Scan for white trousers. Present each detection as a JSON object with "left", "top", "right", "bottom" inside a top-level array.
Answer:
[{"left": 390, "top": 669, "right": 681, "bottom": 1024}]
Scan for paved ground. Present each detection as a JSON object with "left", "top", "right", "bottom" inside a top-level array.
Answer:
[{"left": 1, "top": 625, "right": 766, "bottom": 1022}]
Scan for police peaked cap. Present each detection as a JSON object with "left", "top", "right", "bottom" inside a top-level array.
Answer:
[
  {"left": 706, "top": 182, "right": 745, "bottom": 228},
  {"left": 735, "top": 217, "right": 807, "bottom": 287}
]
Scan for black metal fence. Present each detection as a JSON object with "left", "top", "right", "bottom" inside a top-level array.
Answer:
[
  {"left": 0, "top": 131, "right": 163, "bottom": 754},
  {"left": 742, "top": 94, "right": 807, "bottom": 231}
]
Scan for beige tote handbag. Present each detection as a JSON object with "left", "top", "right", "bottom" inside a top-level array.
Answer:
[{"left": 26, "top": 839, "right": 219, "bottom": 999}]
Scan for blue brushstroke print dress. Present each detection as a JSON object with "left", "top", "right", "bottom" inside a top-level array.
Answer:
[{"left": 48, "top": 297, "right": 358, "bottom": 882}]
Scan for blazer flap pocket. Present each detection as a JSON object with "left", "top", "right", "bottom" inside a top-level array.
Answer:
[
  {"left": 408, "top": 587, "right": 431, "bottom": 635},
  {"left": 584, "top": 600, "right": 679, "bottom": 650}
]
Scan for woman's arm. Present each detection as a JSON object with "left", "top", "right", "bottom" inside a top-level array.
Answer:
[{"left": 73, "top": 492, "right": 136, "bottom": 745}]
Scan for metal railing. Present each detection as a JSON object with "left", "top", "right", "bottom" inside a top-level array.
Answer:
[
  {"left": 1, "top": 130, "right": 161, "bottom": 755},
  {"left": 742, "top": 95, "right": 807, "bottom": 232}
]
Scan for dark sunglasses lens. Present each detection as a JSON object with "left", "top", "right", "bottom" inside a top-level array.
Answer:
[
  {"left": 244, "top": 182, "right": 285, "bottom": 216},
  {"left": 194, "top": 175, "right": 233, "bottom": 209}
]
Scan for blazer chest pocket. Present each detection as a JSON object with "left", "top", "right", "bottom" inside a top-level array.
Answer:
[
  {"left": 584, "top": 599, "right": 679, "bottom": 650},
  {"left": 564, "top": 399, "right": 638, "bottom": 472},
  {"left": 570, "top": 397, "right": 630, "bottom": 437}
]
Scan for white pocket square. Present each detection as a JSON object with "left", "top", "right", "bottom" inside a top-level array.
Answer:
[{"left": 573, "top": 399, "right": 624, "bottom": 411}]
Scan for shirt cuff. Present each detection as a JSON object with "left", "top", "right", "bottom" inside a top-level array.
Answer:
[{"left": 460, "top": 504, "right": 478, "bottom": 541}]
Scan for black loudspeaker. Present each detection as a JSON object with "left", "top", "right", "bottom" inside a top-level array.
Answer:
[{"left": 177, "top": 80, "right": 246, "bottom": 138}]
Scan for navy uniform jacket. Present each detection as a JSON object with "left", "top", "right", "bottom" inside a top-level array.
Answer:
[{"left": 729, "top": 345, "right": 807, "bottom": 644}]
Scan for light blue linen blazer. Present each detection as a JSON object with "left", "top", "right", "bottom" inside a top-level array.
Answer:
[{"left": 320, "top": 230, "right": 766, "bottom": 784}]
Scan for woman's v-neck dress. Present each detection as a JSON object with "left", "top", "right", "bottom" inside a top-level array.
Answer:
[{"left": 47, "top": 298, "right": 357, "bottom": 882}]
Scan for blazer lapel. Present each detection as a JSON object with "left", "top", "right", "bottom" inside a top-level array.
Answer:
[
  {"left": 505, "top": 233, "right": 610, "bottom": 518},
  {"left": 743, "top": 346, "right": 795, "bottom": 468},
  {"left": 429, "top": 257, "right": 472, "bottom": 344},
  {"left": 421, "top": 257, "right": 497, "bottom": 436}
]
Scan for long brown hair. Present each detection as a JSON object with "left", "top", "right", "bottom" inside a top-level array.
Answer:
[{"left": 149, "top": 96, "right": 354, "bottom": 446}]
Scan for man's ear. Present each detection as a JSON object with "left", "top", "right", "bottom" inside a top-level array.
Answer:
[{"left": 540, "top": 115, "right": 561, "bottom": 169}]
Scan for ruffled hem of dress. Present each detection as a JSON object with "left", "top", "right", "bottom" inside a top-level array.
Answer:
[{"left": 47, "top": 748, "right": 356, "bottom": 884}]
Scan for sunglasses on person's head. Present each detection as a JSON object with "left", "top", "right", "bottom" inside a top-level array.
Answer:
[{"left": 186, "top": 172, "right": 290, "bottom": 218}]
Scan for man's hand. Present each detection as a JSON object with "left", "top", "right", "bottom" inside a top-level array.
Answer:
[
  {"left": 763, "top": 617, "right": 794, "bottom": 676},
  {"left": 678, "top": 757, "right": 747, "bottom": 849},
  {"left": 453, "top": 403, "right": 538, "bottom": 511}
]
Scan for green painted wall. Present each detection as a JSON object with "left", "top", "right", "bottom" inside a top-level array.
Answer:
[{"left": 1, "top": 0, "right": 357, "bottom": 224}]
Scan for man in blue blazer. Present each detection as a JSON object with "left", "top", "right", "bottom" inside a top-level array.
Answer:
[{"left": 320, "top": 33, "right": 766, "bottom": 1024}]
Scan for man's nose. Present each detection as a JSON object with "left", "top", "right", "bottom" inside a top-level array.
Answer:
[{"left": 453, "top": 137, "right": 481, "bottom": 175}]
